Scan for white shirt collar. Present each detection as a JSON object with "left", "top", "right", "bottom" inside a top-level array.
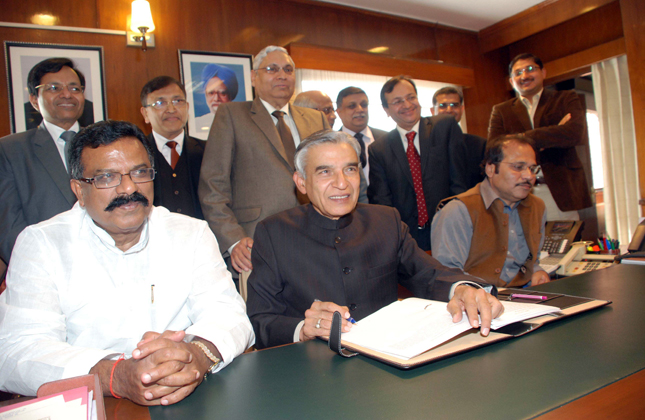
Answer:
[
  {"left": 260, "top": 98, "right": 289, "bottom": 117},
  {"left": 43, "top": 119, "right": 80, "bottom": 141},
  {"left": 152, "top": 130, "right": 185, "bottom": 155}
]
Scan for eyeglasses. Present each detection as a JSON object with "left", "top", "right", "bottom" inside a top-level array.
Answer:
[
  {"left": 78, "top": 168, "right": 156, "bottom": 189},
  {"left": 144, "top": 98, "right": 187, "bottom": 110},
  {"left": 512, "top": 65, "right": 539, "bottom": 78},
  {"left": 437, "top": 102, "right": 461, "bottom": 109},
  {"left": 388, "top": 94, "right": 418, "bottom": 108},
  {"left": 257, "top": 65, "right": 294, "bottom": 75},
  {"left": 35, "top": 83, "right": 85, "bottom": 94},
  {"left": 500, "top": 162, "right": 541, "bottom": 175},
  {"left": 319, "top": 107, "right": 335, "bottom": 115}
]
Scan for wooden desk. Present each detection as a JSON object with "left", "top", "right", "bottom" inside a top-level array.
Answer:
[{"left": 111, "top": 264, "right": 645, "bottom": 419}]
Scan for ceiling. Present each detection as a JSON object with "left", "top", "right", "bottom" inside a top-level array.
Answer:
[{"left": 313, "top": 0, "right": 546, "bottom": 31}]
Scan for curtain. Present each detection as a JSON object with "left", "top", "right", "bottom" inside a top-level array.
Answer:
[{"left": 591, "top": 55, "right": 640, "bottom": 245}]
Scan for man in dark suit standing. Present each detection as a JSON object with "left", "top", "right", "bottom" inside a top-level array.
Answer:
[
  {"left": 246, "top": 130, "right": 502, "bottom": 349},
  {"left": 432, "top": 86, "right": 486, "bottom": 189},
  {"left": 488, "top": 53, "right": 592, "bottom": 220},
  {"left": 0, "top": 57, "right": 85, "bottom": 270},
  {"left": 368, "top": 76, "right": 468, "bottom": 251},
  {"left": 140, "top": 76, "right": 205, "bottom": 219},
  {"left": 199, "top": 46, "right": 329, "bottom": 275}
]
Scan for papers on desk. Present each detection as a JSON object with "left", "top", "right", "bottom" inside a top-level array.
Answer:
[
  {"left": 341, "top": 298, "right": 560, "bottom": 360},
  {"left": 0, "top": 386, "right": 97, "bottom": 420}
]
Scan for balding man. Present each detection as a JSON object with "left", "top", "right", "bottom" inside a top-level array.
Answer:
[
  {"left": 199, "top": 46, "right": 329, "bottom": 275},
  {"left": 294, "top": 90, "right": 336, "bottom": 128}
]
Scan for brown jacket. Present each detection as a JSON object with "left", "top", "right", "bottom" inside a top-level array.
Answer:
[{"left": 488, "top": 89, "right": 592, "bottom": 211}]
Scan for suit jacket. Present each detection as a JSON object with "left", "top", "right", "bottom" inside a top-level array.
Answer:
[
  {"left": 148, "top": 132, "right": 205, "bottom": 219},
  {"left": 369, "top": 126, "right": 388, "bottom": 142},
  {"left": 0, "top": 124, "right": 76, "bottom": 263},
  {"left": 464, "top": 133, "right": 486, "bottom": 189},
  {"left": 367, "top": 115, "right": 468, "bottom": 248},
  {"left": 488, "top": 89, "right": 592, "bottom": 211},
  {"left": 246, "top": 203, "right": 478, "bottom": 349},
  {"left": 199, "top": 97, "right": 329, "bottom": 253}
]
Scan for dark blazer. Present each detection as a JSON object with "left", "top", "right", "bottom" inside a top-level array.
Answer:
[
  {"left": 488, "top": 89, "right": 592, "bottom": 211},
  {"left": 367, "top": 115, "right": 468, "bottom": 248},
  {"left": 0, "top": 124, "right": 76, "bottom": 263},
  {"left": 247, "top": 203, "right": 478, "bottom": 349},
  {"left": 464, "top": 133, "right": 486, "bottom": 189},
  {"left": 199, "top": 97, "right": 329, "bottom": 253},
  {"left": 148, "top": 132, "right": 205, "bottom": 220},
  {"left": 369, "top": 126, "right": 388, "bottom": 142}
]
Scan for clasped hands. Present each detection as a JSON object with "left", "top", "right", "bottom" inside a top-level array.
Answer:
[
  {"left": 110, "top": 330, "right": 212, "bottom": 406},
  {"left": 300, "top": 285, "right": 504, "bottom": 341}
]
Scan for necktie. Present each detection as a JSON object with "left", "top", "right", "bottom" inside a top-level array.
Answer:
[
  {"left": 354, "top": 132, "right": 367, "bottom": 168},
  {"left": 60, "top": 131, "right": 75, "bottom": 169},
  {"left": 272, "top": 111, "right": 296, "bottom": 167},
  {"left": 166, "top": 141, "right": 180, "bottom": 170},
  {"left": 405, "top": 131, "right": 429, "bottom": 227}
]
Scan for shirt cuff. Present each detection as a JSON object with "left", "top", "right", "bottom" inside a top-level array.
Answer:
[
  {"left": 293, "top": 320, "right": 305, "bottom": 343},
  {"left": 227, "top": 241, "right": 240, "bottom": 257},
  {"left": 449, "top": 281, "right": 493, "bottom": 299}
]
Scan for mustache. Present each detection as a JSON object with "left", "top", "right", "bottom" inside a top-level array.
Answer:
[
  {"left": 104, "top": 192, "right": 149, "bottom": 212},
  {"left": 516, "top": 182, "right": 533, "bottom": 187}
]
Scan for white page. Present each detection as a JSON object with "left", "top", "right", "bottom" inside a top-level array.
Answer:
[{"left": 490, "top": 301, "right": 560, "bottom": 329}]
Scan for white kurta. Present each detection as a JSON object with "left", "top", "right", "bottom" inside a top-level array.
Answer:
[{"left": 0, "top": 203, "right": 254, "bottom": 395}]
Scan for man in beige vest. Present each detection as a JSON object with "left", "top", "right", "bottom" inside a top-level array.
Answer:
[{"left": 431, "top": 134, "right": 549, "bottom": 287}]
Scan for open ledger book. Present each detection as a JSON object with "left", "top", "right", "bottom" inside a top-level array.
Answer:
[{"left": 339, "top": 289, "right": 611, "bottom": 369}]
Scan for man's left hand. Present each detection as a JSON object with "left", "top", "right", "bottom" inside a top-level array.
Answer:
[{"left": 447, "top": 285, "right": 504, "bottom": 336}]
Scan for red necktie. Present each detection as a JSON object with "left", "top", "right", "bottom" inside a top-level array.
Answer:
[
  {"left": 166, "top": 141, "right": 180, "bottom": 170},
  {"left": 405, "top": 131, "right": 428, "bottom": 227}
]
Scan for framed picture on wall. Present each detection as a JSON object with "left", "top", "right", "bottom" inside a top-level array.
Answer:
[
  {"left": 4, "top": 41, "right": 107, "bottom": 134},
  {"left": 178, "top": 50, "right": 253, "bottom": 140}
]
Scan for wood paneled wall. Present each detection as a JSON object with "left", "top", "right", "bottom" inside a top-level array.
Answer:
[{"left": 0, "top": 0, "right": 508, "bottom": 138}]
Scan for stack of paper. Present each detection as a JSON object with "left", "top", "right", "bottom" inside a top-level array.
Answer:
[{"left": 0, "top": 386, "right": 96, "bottom": 420}]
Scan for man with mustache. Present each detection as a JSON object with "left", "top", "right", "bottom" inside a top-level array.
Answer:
[
  {"left": 0, "top": 120, "right": 254, "bottom": 405},
  {"left": 488, "top": 53, "right": 592, "bottom": 221},
  {"left": 431, "top": 134, "right": 550, "bottom": 287},
  {"left": 0, "top": 58, "right": 87, "bottom": 281},
  {"left": 368, "top": 75, "right": 468, "bottom": 251}
]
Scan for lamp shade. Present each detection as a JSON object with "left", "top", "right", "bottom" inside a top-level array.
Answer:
[{"left": 131, "top": 0, "right": 155, "bottom": 32}]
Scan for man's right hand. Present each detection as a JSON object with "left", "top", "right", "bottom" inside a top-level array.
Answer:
[
  {"left": 231, "top": 237, "right": 253, "bottom": 272},
  {"left": 299, "top": 300, "right": 353, "bottom": 342}
]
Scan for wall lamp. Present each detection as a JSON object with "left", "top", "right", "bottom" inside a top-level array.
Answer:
[{"left": 127, "top": 0, "right": 155, "bottom": 51}]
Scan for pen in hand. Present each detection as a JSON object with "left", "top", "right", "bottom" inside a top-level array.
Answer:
[{"left": 314, "top": 298, "right": 356, "bottom": 323}]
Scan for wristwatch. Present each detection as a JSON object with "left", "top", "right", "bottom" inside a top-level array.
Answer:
[{"left": 190, "top": 340, "right": 221, "bottom": 377}]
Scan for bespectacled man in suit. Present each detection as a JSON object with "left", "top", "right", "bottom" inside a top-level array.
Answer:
[
  {"left": 198, "top": 45, "right": 329, "bottom": 277},
  {"left": 0, "top": 57, "right": 86, "bottom": 279}
]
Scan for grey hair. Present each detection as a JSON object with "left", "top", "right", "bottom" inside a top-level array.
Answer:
[
  {"left": 253, "top": 45, "right": 294, "bottom": 70},
  {"left": 294, "top": 130, "right": 362, "bottom": 178}
]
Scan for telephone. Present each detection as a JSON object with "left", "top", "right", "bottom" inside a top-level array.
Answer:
[{"left": 540, "top": 221, "right": 614, "bottom": 276}]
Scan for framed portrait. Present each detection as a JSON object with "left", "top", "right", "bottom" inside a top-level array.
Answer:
[
  {"left": 4, "top": 41, "right": 107, "bottom": 134},
  {"left": 178, "top": 50, "right": 253, "bottom": 140}
]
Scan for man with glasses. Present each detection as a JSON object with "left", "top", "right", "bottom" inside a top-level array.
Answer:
[
  {"left": 294, "top": 90, "right": 337, "bottom": 128},
  {"left": 199, "top": 45, "right": 328, "bottom": 276},
  {"left": 368, "top": 75, "right": 468, "bottom": 251},
  {"left": 140, "top": 76, "right": 205, "bottom": 219},
  {"left": 488, "top": 53, "right": 592, "bottom": 221},
  {"left": 432, "top": 86, "right": 486, "bottom": 189},
  {"left": 0, "top": 120, "right": 254, "bottom": 404},
  {"left": 193, "top": 64, "right": 239, "bottom": 139},
  {"left": 431, "top": 134, "right": 549, "bottom": 287},
  {"left": 0, "top": 58, "right": 87, "bottom": 278}
]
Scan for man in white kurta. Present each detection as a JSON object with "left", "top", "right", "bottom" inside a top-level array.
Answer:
[{"left": 0, "top": 120, "right": 254, "bottom": 405}]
